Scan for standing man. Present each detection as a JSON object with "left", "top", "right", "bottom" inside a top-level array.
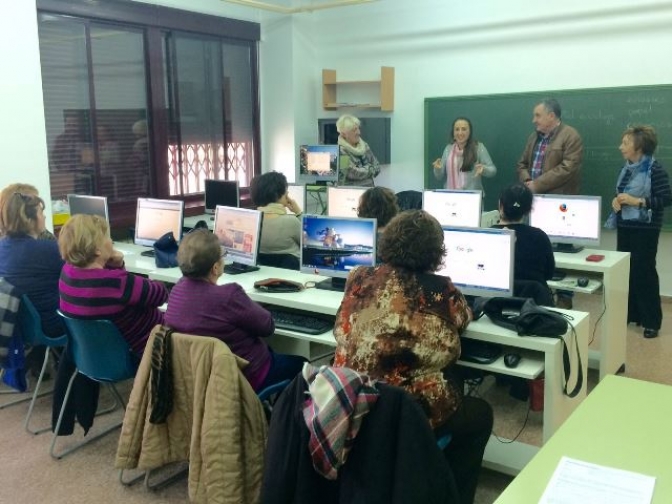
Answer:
[{"left": 517, "top": 98, "right": 583, "bottom": 194}]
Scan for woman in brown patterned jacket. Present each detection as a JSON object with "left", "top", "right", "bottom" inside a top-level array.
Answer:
[{"left": 333, "top": 210, "right": 493, "bottom": 504}]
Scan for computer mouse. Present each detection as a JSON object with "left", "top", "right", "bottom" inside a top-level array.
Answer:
[
  {"left": 577, "top": 277, "right": 589, "bottom": 287},
  {"left": 503, "top": 353, "right": 521, "bottom": 369}
]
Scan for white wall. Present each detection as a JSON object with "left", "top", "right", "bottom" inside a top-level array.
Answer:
[{"left": 0, "top": 1, "right": 53, "bottom": 228}]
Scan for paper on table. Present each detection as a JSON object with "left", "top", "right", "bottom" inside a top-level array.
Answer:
[{"left": 540, "top": 456, "right": 655, "bottom": 504}]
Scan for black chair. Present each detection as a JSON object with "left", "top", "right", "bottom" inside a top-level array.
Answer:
[
  {"left": 395, "top": 190, "right": 423, "bottom": 211},
  {"left": 514, "top": 280, "right": 555, "bottom": 307},
  {"left": 257, "top": 253, "right": 300, "bottom": 271}
]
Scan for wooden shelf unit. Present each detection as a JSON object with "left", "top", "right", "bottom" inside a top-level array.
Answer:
[{"left": 322, "top": 66, "right": 394, "bottom": 111}]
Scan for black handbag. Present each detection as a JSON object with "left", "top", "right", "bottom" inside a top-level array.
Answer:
[
  {"left": 473, "top": 296, "right": 583, "bottom": 398},
  {"left": 153, "top": 231, "right": 179, "bottom": 268}
]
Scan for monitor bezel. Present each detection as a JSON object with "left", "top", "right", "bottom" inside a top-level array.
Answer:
[
  {"left": 422, "top": 189, "right": 483, "bottom": 228},
  {"left": 286, "top": 183, "right": 306, "bottom": 214},
  {"left": 212, "top": 205, "right": 263, "bottom": 268},
  {"left": 326, "top": 186, "right": 368, "bottom": 218},
  {"left": 300, "top": 214, "right": 378, "bottom": 280},
  {"left": 437, "top": 226, "right": 516, "bottom": 298},
  {"left": 204, "top": 179, "right": 239, "bottom": 214},
  {"left": 67, "top": 194, "right": 109, "bottom": 224},
  {"left": 298, "top": 144, "right": 340, "bottom": 184},
  {"left": 134, "top": 198, "right": 185, "bottom": 247},
  {"left": 529, "top": 194, "right": 602, "bottom": 248}
]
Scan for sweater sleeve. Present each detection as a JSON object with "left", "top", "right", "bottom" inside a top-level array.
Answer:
[
  {"left": 477, "top": 142, "right": 497, "bottom": 178},
  {"left": 433, "top": 145, "right": 449, "bottom": 182},
  {"left": 124, "top": 272, "right": 169, "bottom": 308},
  {"left": 227, "top": 283, "right": 275, "bottom": 337},
  {"left": 649, "top": 162, "right": 672, "bottom": 210}
]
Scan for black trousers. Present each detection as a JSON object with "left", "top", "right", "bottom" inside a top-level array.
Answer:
[
  {"left": 435, "top": 397, "right": 493, "bottom": 504},
  {"left": 617, "top": 226, "right": 663, "bottom": 329}
]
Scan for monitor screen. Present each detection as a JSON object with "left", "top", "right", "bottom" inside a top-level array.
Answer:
[
  {"left": 134, "top": 198, "right": 184, "bottom": 247},
  {"left": 529, "top": 194, "right": 602, "bottom": 252},
  {"left": 287, "top": 184, "right": 306, "bottom": 214},
  {"left": 422, "top": 190, "right": 483, "bottom": 227},
  {"left": 327, "top": 186, "right": 367, "bottom": 218},
  {"left": 204, "top": 179, "right": 239, "bottom": 213},
  {"left": 301, "top": 214, "right": 377, "bottom": 291},
  {"left": 213, "top": 205, "right": 263, "bottom": 268},
  {"left": 436, "top": 226, "right": 515, "bottom": 298},
  {"left": 298, "top": 144, "right": 339, "bottom": 184},
  {"left": 67, "top": 194, "right": 109, "bottom": 223}
]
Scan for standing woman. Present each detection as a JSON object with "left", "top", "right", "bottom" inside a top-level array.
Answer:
[
  {"left": 610, "top": 125, "right": 672, "bottom": 338},
  {"left": 433, "top": 117, "right": 496, "bottom": 192},
  {"left": 337, "top": 114, "right": 381, "bottom": 187}
]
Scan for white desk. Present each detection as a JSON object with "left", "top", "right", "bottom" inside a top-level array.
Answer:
[
  {"left": 495, "top": 375, "right": 672, "bottom": 503},
  {"left": 549, "top": 249, "right": 629, "bottom": 380},
  {"left": 113, "top": 242, "right": 160, "bottom": 275}
]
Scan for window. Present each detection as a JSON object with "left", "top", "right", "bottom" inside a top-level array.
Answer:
[{"left": 36, "top": 0, "right": 260, "bottom": 226}]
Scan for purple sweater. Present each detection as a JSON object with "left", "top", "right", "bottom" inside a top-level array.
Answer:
[
  {"left": 164, "top": 277, "right": 274, "bottom": 390},
  {"left": 59, "top": 264, "right": 168, "bottom": 355}
]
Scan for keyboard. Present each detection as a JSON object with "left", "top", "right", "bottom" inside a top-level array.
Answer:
[
  {"left": 223, "top": 264, "right": 260, "bottom": 275},
  {"left": 140, "top": 249, "right": 156, "bottom": 258},
  {"left": 460, "top": 339, "right": 502, "bottom": 365},
  {"left": 263, "top": 305, "right": 335, "bottom": 335}
]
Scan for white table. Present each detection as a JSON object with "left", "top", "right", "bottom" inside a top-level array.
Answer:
[{"left": 549, "top": 249, "right": 629, "bottom": 380}]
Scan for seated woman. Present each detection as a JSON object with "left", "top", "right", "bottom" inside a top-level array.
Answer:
[
  {"left": 250, "top": 171, "right": 302, "bottom": 263},
  {"left": 0, "top": 184, "right": 64, "bottom": 338},
  {"left": 58, "top": 214, "right": 168, "bottom": 355},
  {"left": 333, "top": 210, "right": 493, "bottom": 504},
  {"left": 493, "top": 183, "right": 555, "bottom": 296},
  {"left": 357, "top": 186, "right": 399, "bottom": 260},
  {"left": 164, "top": 229, "right": 305, "bottom": 392}
]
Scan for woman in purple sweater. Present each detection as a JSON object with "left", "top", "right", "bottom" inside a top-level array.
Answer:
[
  {"left": 58, "top": 214, "right": 168, "bottom": 355},
  {"left": 164, "top": 229, "right": 305, "bottom": 392}
]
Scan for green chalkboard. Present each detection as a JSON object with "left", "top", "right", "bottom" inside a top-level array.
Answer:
[{"left": 424, "top": 86, "right": 672, "bottom": 230}]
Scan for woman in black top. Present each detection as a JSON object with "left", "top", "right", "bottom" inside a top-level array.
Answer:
[
  {"left": 493, "top": 183, "right": 555, "bottom": 296},
  {"left": 609, "top": 125, "right": 672, "bottom": 338}
]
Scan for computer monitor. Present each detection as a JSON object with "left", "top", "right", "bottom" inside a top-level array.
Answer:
[
  {"left": 301, "top": 214, "right": 377, "bottom": 291},
  {"left": 287, "top": 184, "right": 306, "bottom": 214},
  {"left": 422, "top": 190, "right": 483, "bottom": 227},
  {"left": 298, "top": 144, "right": 339, "bottom": 184},
  {"left": 213, "top": 205, "right": 262, "bottom": 274},
  {"left": 529, "top": 194, "right": 602, "bottom": 253},
  {"left": 436, "top": 226, "right": 515, "bottom": 298},
  {"left": 67, "top": 194, "right": 109, "bottom": 223},
  {"left": 134, "top": 198, "right": 184, "bottom": 247},
  {"left": 204, "top": 179, "right": 239, "bottom": 214},
  {"left": 327, "top": 186, "right": 367, "bottom": 218}
]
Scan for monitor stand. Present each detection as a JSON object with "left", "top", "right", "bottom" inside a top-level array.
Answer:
[
  {"left": 315, "top": 277, "right": 347, "bottom": 292},
  {"left": 223, "top": 262, "right": 260, "bottom": 275},
  {"left": 552, "top": 243, "right": 584, "bottom": 253}
]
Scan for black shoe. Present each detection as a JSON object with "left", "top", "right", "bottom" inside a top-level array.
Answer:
[{"left": 643, "top": 328, "right": 659, "bottom": 339}]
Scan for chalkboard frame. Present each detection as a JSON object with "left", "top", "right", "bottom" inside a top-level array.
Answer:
[{"left": 424, "top": 85, "right": 672, "bottom": 231}]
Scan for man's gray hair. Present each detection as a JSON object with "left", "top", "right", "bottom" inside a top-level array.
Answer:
[{"left": 539, "top": 98, "right": 561, "bottom": 119}]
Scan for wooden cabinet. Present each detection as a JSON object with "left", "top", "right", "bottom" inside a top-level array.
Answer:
[{"left": 322, "top": 66, "right": 394, "bottom": 111}]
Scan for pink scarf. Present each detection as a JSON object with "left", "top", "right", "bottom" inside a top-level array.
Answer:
[{"left": 447, "top": 144, "right": 465, "bottom": 190}]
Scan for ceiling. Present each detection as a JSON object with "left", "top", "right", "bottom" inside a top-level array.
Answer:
[{"left": 220, "top": 0, "right": 379, "bottom": 15}]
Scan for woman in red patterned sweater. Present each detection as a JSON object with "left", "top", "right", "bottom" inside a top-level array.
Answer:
[{"left": 333, "top": 210, "right": 492, "bottom": 504}]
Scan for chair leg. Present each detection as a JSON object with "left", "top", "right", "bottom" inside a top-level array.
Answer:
[
  {"left": 50, "top": 375, "right": 124, "bottom": 460},
  {"left": 25, "top": 348, "right": 58, "bottom": 435},
  {"left": 119, "top": 468, "right": 147, "bottom": 486},
  {"left": 144, "top": 462, "right": 189, "bottom": 491},
  {"left": 0, "top": 368, "right": 33, "bottom": 407}
]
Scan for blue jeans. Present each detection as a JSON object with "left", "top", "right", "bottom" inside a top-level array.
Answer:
[{"left": 258, "top": 350, "right": 306, "bottom": 391}]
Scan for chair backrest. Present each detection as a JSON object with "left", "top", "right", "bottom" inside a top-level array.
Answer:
[
  {"left": 257, "top": 253, "right": 300, "bottom": 271},
  {"left": 395, "top": 190, "right": 423, "bottom": 211},
  {"left": 18, "top": 295, "right": 66, "bottom": 347},
  {"left": 57, "top": 311, "right": 136, "bottom": 383},
  {"left": 514, "top": 280, "right": 555, "bottom": 307}
]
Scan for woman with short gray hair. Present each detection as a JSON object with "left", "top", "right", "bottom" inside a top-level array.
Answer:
[{"left": 336, "top": 114, "right": 381, "bottom": 186}]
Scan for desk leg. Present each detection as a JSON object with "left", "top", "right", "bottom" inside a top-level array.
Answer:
[{"left": 594, "top": 258, "right": 629, "bottom": 380}]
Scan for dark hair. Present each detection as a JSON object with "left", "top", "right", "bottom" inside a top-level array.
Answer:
[
  {"left": 357, "top": 187, "right": 399, "bottom": 228},
  {"left": 539, "top": 98, "right": 561, "bottom": 119},
  {"left": 177, "top": 229, "right": 221, "bottom": 279},
  {"left": 379, "top": 210, "right": 445, "bottom": 272},
  {"left": 499, "top": 183, "right": 533, "bottom": 222},
  {"left": 451, "top": 116, "right": 478, "bottom": 172},
  {"left": 623, "top": 125, "right": 658, "bottom": 156},
  {"left": 250, "top": 171, "right": 288, "bottom": 207}
]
